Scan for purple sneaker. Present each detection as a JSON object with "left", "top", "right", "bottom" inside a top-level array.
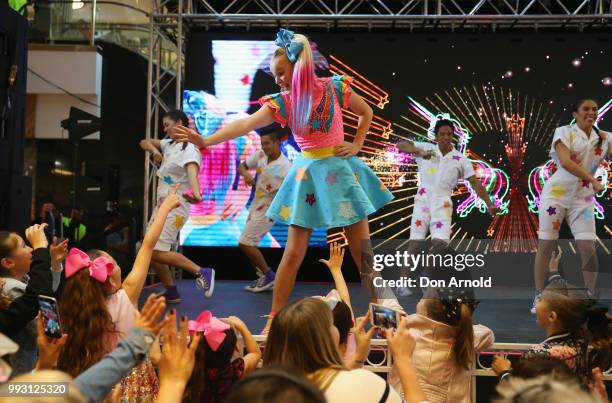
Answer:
[
  {"left": 161, "top": 285, "right": 181, "bottom": 304},
  {"left": 196, "top": 267, "right": 215, "bottom": 298},
  {"left": 249, "top": 270, "right": 275, "bottom": 293},
  {"left": 245, "top": 267, "right": 264, "bottom": 292}
]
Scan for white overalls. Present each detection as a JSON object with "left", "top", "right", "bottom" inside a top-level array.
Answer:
[
  {"left": 409, "top": 142, "right": 475, "bottom": 240},
  {"left": 538, "top": 124, "right": 610, "bottom": 240}
]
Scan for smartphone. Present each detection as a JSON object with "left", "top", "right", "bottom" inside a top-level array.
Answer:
[
  {"left": 37, "top": 295, "right": 63, "bottom": 338},
  {"left": 369, "top": 303, "right": 402, "bottom": 330}
]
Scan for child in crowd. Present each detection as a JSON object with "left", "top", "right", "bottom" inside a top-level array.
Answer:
[
  {"left": 57, "top": 187, "right": 182, "bottom": 402},
  {"left": 139, "top": 109, "right": 214, "bottom": 303},
  {"left": 493, "top": 249, "right": 611, "bottom": 384},
  {"left": 389, "top": 288, "right": 494, "bottom": 403},
  {"left": 316, "top": 242, "right": 377, "bottom": 368},
  {"left": 264, "top": 297, "right": 405, "bottom": 403},
  {"left": 0, "top": 227, "right": 67, "bottom": 376},
  {"left": 183, "top": 312, "right": 261, "bottom": 403}
]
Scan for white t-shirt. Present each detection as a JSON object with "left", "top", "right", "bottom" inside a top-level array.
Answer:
[
  {"left": 544, "top": 124, "right": 611, "bottom": 199},
  {"left": 324, "top": 369, "right": 402, "bottom": 403},
  {"left": 413, "top": 142, "right": 475, "bottom": 197},
  {"left": 157, "top": 139, "right": 201, "bottom": 189},
  {"left": 245, "top": 150, "right": 291, "bottom": 219}
]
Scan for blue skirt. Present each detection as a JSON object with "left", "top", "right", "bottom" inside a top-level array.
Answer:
[{"left": 266, "top": 154, "right": 394, "bottom": 229}]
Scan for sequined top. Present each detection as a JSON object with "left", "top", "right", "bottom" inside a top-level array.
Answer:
[
  {"left": 259, "top": 75, "right": 353, "bottom": 150},
  {"left": 525, "top": 332, "right": 589, "bottom": 378}
]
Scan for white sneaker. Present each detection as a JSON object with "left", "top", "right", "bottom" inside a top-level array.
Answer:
[
  {"left": 245, "top": 268, "right": 264, "bottom": 291},
  {"left": 530, "top": 290, "right": 542, "bottom": 314}
]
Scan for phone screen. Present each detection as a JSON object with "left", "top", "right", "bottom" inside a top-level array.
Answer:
[
  {"left": 370, "top": 303, "right": 399, "bottom": 330},
  {"left": 38, "top": 297, "right": 62, "bottom": 338}
]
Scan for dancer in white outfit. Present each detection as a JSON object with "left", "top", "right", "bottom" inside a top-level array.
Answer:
[{"left": 531, "top": 98, "right": 611, "bottom": 313}]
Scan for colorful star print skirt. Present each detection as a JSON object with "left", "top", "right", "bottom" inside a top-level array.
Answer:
[{"left": 266, "top": 154, "right": 394, "bottom": 229}]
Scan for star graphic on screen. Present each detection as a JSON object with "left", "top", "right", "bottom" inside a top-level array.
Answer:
[
  {"left": 338, "top": 203, "right": 357, "bottom": 218},
  {"left": 172, "top": 215, "right": 185, "bottom": 231},
  {"left": 163, "top": 176, "right": 174, "bottom": 185},
  {"left": 487, "top": 228, "right": 494, "bottom": 236},
  {"left": 552, "top": 219, "right": 561, "bottom": 231},
  {"left": 295, "top": 168, "right": 308, "bottom": 181},
  {"left": 435, "top": 221, "right": 443, "bottom": 229},
  {"left": 418, "top": 188, "right": 427, "bottom": 196},
  {"left": 326, "top": 172, "right": 338, "bottom": 186},
  {"left": 550, "top": 185, "right": 566, "bottom": 198},
  {"left": 380, "top": 182, "right": 387, "bottom": 190},
  {"left": 305, "top": 193, "right": 316, "bottom": 206},
  {"left": 594, "top": 147, "right": 603, "bottom": 156},
  {"left": 421, "top": 206, "right": 430, "bottom": 213},
  {"left": 581, "top": 180, "right": 590, "bottom": 188},
  {"left": 426, "top": 166, "right": 438, "bottom": 175},
  {"left": 546, "top": 206, "right": 557, "bottom": 215},
  {"left": 240, "top": 74, "right": 250, "bottom": 85},
  {"left": 452, "top": 155, "right": 461, "bottom": 161},
  {"left": 415, "top": 219, "right": 422, "bottom": 227},
  {"left": 279, "top": 205, "right": 292, "bottom": 220}
]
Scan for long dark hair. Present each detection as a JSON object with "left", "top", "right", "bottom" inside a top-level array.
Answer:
[{"left": 183, "top": 329, "right": 238, "bottom": 402}]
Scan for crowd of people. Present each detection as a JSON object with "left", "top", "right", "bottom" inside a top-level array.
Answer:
[{"left": 0, "top": 27, "right": 610, "bottom": 402}]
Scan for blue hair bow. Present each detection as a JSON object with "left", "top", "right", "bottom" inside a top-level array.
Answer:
[{"left": 275, "top": 28, "right": 304, "bottom": 64}]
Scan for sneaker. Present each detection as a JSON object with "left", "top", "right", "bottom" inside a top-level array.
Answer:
[
  {"left": 196, "top": 267, "right": 215, "bottom": 298},
  {"left": 530, "top": 290, "right": 542, "bottom": 314},
  {"left": 245, "top": 268, "right": 264, "bottom": 291},
  {"left": 249, "top": 270, "right": 275, "bottom": 293},
  {"left": 161, "top": 285, "right": 181, "bottom": 304},
  {"left": 396, "top": 286, "right": 413, "bottom": 298}
]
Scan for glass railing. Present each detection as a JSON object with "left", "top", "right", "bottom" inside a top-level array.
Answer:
[{"left": 28, "top": 1, "right": 178, "bottom": 71}]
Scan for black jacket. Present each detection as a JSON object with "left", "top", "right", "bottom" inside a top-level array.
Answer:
[{"left": 0, "top": 248, "right": 53, "bottom": 338}]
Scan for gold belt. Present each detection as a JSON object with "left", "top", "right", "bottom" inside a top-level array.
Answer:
[{"left": 301, "top": 146, "right": 335, "bottom": 159}]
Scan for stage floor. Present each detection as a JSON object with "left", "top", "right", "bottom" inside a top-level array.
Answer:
[{"left": 136, "top": 279, "right": 612, "bottom": 343}]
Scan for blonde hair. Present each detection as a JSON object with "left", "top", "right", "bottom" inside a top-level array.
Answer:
[
  {"left": 272, "top": 33, "right": 317, "bottom": 137},
  {"left": 263, "top": 298, "right": 345, "bottom": 389}
]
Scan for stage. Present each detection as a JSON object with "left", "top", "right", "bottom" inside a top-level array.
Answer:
[{"left": 139, "top": 279, "right": 612, "bottom": 343}]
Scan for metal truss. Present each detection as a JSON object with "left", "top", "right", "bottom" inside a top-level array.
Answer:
[
  {"left": 144, "top": 0, "right": 611, "bottom": 228},
  {"left": 168, "top": 0, "right": 612, "bottom": 30}
]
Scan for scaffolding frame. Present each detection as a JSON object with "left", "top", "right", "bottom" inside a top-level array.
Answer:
[{"left": 143, "top": 0, "right": 611, "bottom": 227}]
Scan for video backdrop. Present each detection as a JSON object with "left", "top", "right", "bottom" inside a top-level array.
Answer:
[{"left": 182, "top": 32, "right": 611, "bottom": 250}]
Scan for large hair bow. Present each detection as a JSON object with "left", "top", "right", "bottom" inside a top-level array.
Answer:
[
  {"left": 187, "top": 310, "right": 230, "bottom": 352},
  {"left": 438, "top": 288, "right": 480, "bottom": 325},
  {"left": 275, "top": 28, "right": 304, "bottom": 64},
  {"left": 65, "top": 248, "right": 114, "bottom": 283}
]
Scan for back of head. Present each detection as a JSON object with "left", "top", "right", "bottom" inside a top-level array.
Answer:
[
  {"left": 332, "top": 301, "right": 352, "bottom": 345},
  {"left": 163, "top": 109, "right": 189, "bottom": 126},
  {"left": 58, "top": 257, "right": 117, "bottom": 377},
  {"left": 494, "top": 376, "right": 601, "bottom": 403},
  {"left": 225, "top": 366, "right": 326, "bottom": 403},
  {"left": 0, "top": 370, "right": 86, "bottom": 403},
  {"left": 264, "top": 298, "right": 344, "bottom": 379},
  {"left": 423, "top": 290, "right": 475, "bottom": 370},
  {"left": 183, "top": 329, "right": 238, "bottom": 403},
  {"left": 511, "top": 356, "right": 575, "bottom": 382}
]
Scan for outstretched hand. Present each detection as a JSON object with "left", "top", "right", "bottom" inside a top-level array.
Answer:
[
  {"left": 169, "top": 125, "right": 205, "bottom": 148},
  {"left": 319, "top": 242, "right": 345, "bottom": 273},
  {"left": 158, "top": 310, "right": 200, "bottom": 388},
  {"left": 549, "top": 245, "right": 562, "bottom": 272},
  {"left": 49, "top": 237, "right": 69, "bottom": 265}
]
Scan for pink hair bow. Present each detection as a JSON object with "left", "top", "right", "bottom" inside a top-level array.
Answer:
[
  {"left": 65, "top": 248, "right": 114, "bottom": 283},
  {"left": 187, "top": 310, "right": 230, "bottom": 352}
]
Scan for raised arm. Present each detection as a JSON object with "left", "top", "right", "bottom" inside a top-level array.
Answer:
[
  {"left": 170, "top": 106, "right": 276, "bottom": 148},
  {"left": 319, "top": 242, "right": 353, "bottom": 316},
  {"left": 122, "top": 188, "right": 180, "bottom": 306},
  {"left": 225, "top": 316, "right": 261, "bottom": 374},
  {"left": 397, "top": 139, "right": 433, "bottom": 159},
  {"left": 140, "top": 139, "right": 163, "bottom": 163}
]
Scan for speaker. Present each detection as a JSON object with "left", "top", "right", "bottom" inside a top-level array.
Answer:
[
  {"left": 0, "top": 174, "right": 32, "bottom": 232},
  {"left": 0, "top": 4, "right": 29, "bottom": 233}
]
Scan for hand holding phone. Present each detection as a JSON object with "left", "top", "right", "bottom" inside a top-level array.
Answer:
[
  {"left": 369, "top": 303, "right": 402, "bottom": 330},
  {"left": 38, "top": 296, "right": 63, "bottom": 338}
]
